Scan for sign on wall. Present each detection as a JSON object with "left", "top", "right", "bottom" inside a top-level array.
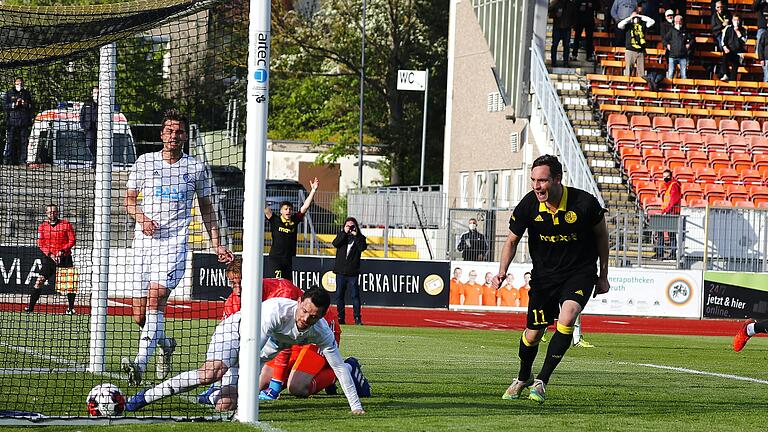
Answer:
[{"left": 703, "top": 271, "right": 768, "bottom": 319}]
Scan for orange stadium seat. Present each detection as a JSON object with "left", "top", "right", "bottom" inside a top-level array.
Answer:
[
  {"left": 686, "top": 198, "right": 708, "bottom": 208},
  {"left": 749, "top": 185, "right": 768, "bottom": 205},
  {"left": 626, "top": 163, "right": 650, "bottom": 182},
  {"left": 753, "top": 154, "right": 768, "bottom": 171},
  {"left": 612, "top": 129, "right": 636, "bottom": 149},
  {"left": 704, "top": 184, "right": 727, "bottom": 202},
  {"left": 727, "top": 135, "right": 750, "bottom": 153},
  {"left": 681, "top": 182, "right": 703, "bottom": 201},
  {"left": 620, "top": 147, "right": 642, "bottom": 165},
  {"left": 664, "top": 149, "right": 687, "bottom": 169},
  {"left": 703, "top": 134, "right": 727, "bottom": 152},
  {"left": 682, "top": 133, "right": 705, "bottom": 151},
  {"left": 674, "top": 166, "right": 696, "bottom": 182},
  {"left": 726, "top": 184, "right": 750, "bottom": 200},
  {"left": 731, "top": 153, "right": 754, "bottom": 171},
  {"left": 741, "top": 120, "right": 762, "bottom": 137},
  {"left": 719, "top": 119, "right": 740, "bottom": 135},
  {"left": 675, "top": 117, "right": 697, "bottom": 133},
  {"left": 637, "top": 131, "right": 661, "bottom": 148},
  {"left": 759, "top": 201, "right": 768, "bottom": 209},
  {"left": 642, "top": 196, "right": 663, "bottom": 213},
  {"left": 718, "top": 168, "right": 741, "bottom": 183},
  {"left": 709, "top": 152, "right": 731, "bottom": 171},
  {"left": 652, "top": 116, "right": 675, "bottom": 131},
  {"left": 633, "top": 180, "right": 659, "bottom": 204},
  {"left": 749, "top": 136, "right": 768, "bottom": 154},
  {"left": 660, "top": 131, "right": 682, "bottom": 149},
  {"left": 711, "top": 199, "right": 735, "bottom": 207},
  {"left": 687, "top": 151, "right": 710, "bottom": 169},
  {"left": 696, "top": 167, "right": 718, "bottom": 183},
  {"left": 607, "top": 113, "right": 629, "bottom": 133},
  {"left": 763, "top": 121, "right": 768, "bottom": 135},
  {"left": 734, "top": 200, "right": 756, "bottom": 208},
  {"left": 697, "top": 118, "right": 718, "bottom": 134},
  {"left": 630, "top": 115, "right": 652, "bottom": 131},
  {"left": 643, "top": 148, "right": 665, "bottom": 165},
  {"left": 740, "top": 168, "right": 763, "bottom": 184}
]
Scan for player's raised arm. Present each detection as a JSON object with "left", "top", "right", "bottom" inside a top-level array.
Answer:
[{"left": 299, "top": 177, "right": 319, "bottom": 214}]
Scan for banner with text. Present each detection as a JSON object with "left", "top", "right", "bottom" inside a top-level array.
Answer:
[
  {"left": 703, "top": 271, "right": 768, "bottom": 319},
  {"left": 0, "top": 246, "right": 55, "bottom": 294},
  {"left": 192, "top": 254, "right": 451, "bottom": 308}
]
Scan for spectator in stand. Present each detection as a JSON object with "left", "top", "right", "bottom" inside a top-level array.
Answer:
[
  {"left": 711, "top": 1, "right": 731, "bottom": 52},
  {"left": 28, "top": 204, "right": 76, "bottom": 314},
  {"left": 618, "top": 11, "right": 655, "bottom": 77},
  {"left": 482, "top": 273, "right": 497, "bottom": 307},
  {"left": 664, "top": 15, "right": 692, "bottom": 79},
  {"left": 3, "top": 77, "right": 33, "bottom": 166},
  {"left": 755, "top": 0, "right": 768, "bottom": 54},
  {"left": 497, "top": 273, "right": 519, "bottom": 307},
  {"left": 449, "top": 267, "right": 463, "bottom": 305},
  {"left": 80, "top": 86, "right": 98, "bottom": 167},
  {"left": 600, "top": 0, "right": 614, "bottom": 33},
  {"left": 758, "top": 22, "right": 768, "bottom": 81},
  {"left": 549, "top": 0, "right": 575, "bottom": 67},
  {"left": 643, "top": 0, "right": 659, "bottom": 23},
  {"left": 712, "top": 0, "right": 728, "bottom": 11},
  {"left": 654, "top": 169, "right": 681, "bottom": 259},
  {"left": 456, "top": 218, "right": 489, "bottom": 261},
  {"left": 659, "top": 9, "right": 674, "bottom": 40},
  {"left": 461, "top": 270, "right": 482, "bottom": 306},
  {"left": 720, "top": 15, "right": 747, "bottom": 81},
  {"left": 571, "top": 0, "right": 597, "bottom": 62},
  {"left": 611, "top": 0, "right": 638, "bottom": 46}
]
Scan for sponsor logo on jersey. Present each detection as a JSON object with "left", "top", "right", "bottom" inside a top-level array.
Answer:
[
  {"left": 153, "top": 170, "right": 160, "bottom": 177},
  {"left": 534, "top": 215, "right": 544, "bottom": 222},
  {"left": 575, "top": 289, "right": 584, "bottom": 296},
  {"left": 539, "top": 233, "right": 578, "bottom": 243}
]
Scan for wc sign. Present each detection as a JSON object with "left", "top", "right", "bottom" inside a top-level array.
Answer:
[{"left": 397, "top": 69, "right": 427, "bottom": 91}]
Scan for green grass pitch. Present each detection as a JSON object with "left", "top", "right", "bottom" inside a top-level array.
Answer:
[{"left": 3, "top": 313, "right": 768, "bottom": 431}]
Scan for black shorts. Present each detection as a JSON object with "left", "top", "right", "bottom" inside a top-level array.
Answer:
[
  {"left": 526, "top": 272, "right": 597, "bottom": 330},
  {"left": 38, "top": 253, "right": 74, "bottom": 280},
  {"left": 266, "top": 255, "right": 293, "bottom": 281}
]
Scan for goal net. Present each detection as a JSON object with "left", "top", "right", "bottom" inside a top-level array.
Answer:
[{"left": 0, "top": 0, "right": 247, "bottom": 422}]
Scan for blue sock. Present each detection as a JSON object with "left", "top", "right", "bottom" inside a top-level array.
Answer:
[{"left": 268, "top": 378, "right": 283, "bottom": 393}]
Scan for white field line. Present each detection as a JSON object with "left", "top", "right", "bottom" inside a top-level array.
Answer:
[{"left": 624, "top": 362, "right": 768, "bottom": 385}]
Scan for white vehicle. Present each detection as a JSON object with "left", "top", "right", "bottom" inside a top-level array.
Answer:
[{"left": 27, "top": 102, "right": 137, "bottom": 168}]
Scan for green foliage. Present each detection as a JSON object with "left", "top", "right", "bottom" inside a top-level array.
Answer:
[
  {"left": 115, "top": 37, "right": 173, "bottom": 124},
  {"left": 330, "top": 193, "right": 349, "bottom": 225}
]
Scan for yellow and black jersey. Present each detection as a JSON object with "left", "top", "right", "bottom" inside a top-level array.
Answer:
[
  {"left": 268, "top": 212, "right": 305, "bottom": 258},
  {"left": 509, "top": 186, "right": 606, "bottom": 282}
]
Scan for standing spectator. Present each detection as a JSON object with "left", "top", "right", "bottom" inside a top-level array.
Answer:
[
  {"left": 654, "top": 169, "right": 681, "bottom": 259},
  {"left": 712, "top": 0, "right": 729, "bottom": 11},
  {"left": 611, "top": 0, "right": 638, "bottom": 46},
  {"left": 600, "top": 0, "right": 614, "bottom": 32},
  {"left": 27, "top": 204, "right": 76, "bottom": 314},
  {"left": 457, "top": 218, "right": 489, "bottom": 261},
  {"left": 757, "top": 23, "right": 768, "bottom": 81},
  {"left": 549, "top": 0, "right": 575, "bottom": 67},
  {"left": 643, "top": 0, "right": 660, "bottom": 23},
  {"left": 3, "top": 77, "right": 33, "bottom": 166},
  {"left": 664, "top": 15, "right": 693, "bottom": 79},
  {"left": 449, "top": 267, "right": 464, "bottom": 305},
  {"left": 663, "top": 0, "right": 686, "bottom": 16},
  {"left": 264, "top": 177, "right": 319, "bottom": 281},
  {"left": 496, "top": 273, "right": 520, "bottom": 307},
  {"left": 711, "top": 1, "right": 730, "bottom": 52},
  {"left": 492, "top": 155, "right": 609, "bottom": 403},
  {"left": 571, "top": 0, "right": 597, "bottom": 61},
  {"left": 122, "top": 109, "right": 234, "bottom": 386},
  {"left": 755, "top": 0, "right": 768, "bottom": 54},
  {"left": 332, "top": 216, "right": 367, "bottom": 325},
  {"left": 659, "top": 9, "right": 674, "bottom": 40},
  {"left": 618, "top": 11, "right": 656, "bottom": 77},
  {"left": 80, "top": 86, "right": 98, "bottom": 166},
  {"left": 720, "top": 15, "right": 747, "bottom": 81},
  {"left": 461, "top": 270, "right": 483, "bottom": 306}
]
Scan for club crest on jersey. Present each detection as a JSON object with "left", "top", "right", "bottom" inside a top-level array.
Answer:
[
  {"left": 183, "top": 173, "right": 193, "bottom": 183},
  {"left": 564, "top": 211, "right": 577, "bottom": 224}
]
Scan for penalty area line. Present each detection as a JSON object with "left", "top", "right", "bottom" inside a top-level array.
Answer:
[{"left": 623, "top": 362, "right": 768, "bottom": 385}]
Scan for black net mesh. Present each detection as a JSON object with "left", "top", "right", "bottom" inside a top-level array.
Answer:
[{"left": 0, "top": 0, "right": 247, "bottom": 421}]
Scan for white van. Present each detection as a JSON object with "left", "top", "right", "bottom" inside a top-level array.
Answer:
[{"left": 26, "top": 102, "right": 137, "bottom": 168}]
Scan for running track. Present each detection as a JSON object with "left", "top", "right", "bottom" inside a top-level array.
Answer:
[{"left": 0, "top": 300, "right": 743, "bottom": 337}]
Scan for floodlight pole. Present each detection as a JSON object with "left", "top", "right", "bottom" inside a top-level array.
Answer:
[
  {"left": 88, "top": 42, "right": 115, "bottom": 373},
  {"left": 239, "top": 0, "right": 270, "bottom": 423}
]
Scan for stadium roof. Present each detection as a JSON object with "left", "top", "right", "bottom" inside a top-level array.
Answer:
[{"left": 0, "top": 0, "right": 220, "bottom": 66}]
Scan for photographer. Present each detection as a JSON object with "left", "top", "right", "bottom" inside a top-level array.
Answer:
[
  {"left": 3, "top": 77, "right": 33, "bottom": 166},
  {"left": 332, "top": 217, "right": 367, "bottom": 325}
]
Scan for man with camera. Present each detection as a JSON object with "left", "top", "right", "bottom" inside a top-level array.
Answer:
[
  {"left": 3, "top": 77, "right": 34, "bottom": 166},
  {"left": 332, "top": 217, "right": 367, "bottom": 325}
]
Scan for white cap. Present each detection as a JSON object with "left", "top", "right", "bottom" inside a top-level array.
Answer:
[{"left": 665, "top": 9, "right": 674, "bottom": 16}]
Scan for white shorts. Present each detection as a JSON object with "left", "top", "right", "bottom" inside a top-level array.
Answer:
[
  {"left": 206, "top": 312, "right": 240, "bottom": 368},
  {"left": 131, "top": 233, "right": 187, "bottom": 295}
]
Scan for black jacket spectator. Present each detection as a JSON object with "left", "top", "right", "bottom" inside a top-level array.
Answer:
[
  {"left": 550, "top": 0, "right": 575, "bottom": 29},
  {"left": 712, "top": 10, "right": 731, "bottom": 40},
  {"left": 79, "top": 98, "right": 97, "bottom": 133},
  {"left": 759, "top": 28, "right": 768, "bottom": 60},
  {"left": 332, "top": 228, "right": 367, "bottom": 276},
  {"left": 755, "top": 0, "right": 768, "bottom": 32},
  {"left": 660, "top": 18, "right": 674, "bottom": 40},
  {"left": 722, "top": 23, "right": 747, "bottom": 53},
  {"left": 5, "top": 86, "right": 33, "bottom": 127},
  {"left": 664, "top": 26, "right": 692, "bottom": 58}
]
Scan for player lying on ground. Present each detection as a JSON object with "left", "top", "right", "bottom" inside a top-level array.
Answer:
[
  {"left": 734, "top": 318, "right": 768, "bottom": 352},
  {"left": 125, "top": 286, "right": 369, "bottom": 414}
]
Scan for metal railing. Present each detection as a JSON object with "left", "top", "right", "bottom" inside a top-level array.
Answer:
[{"left": 529, "top": 46, "right": 604, "bottom": 206}]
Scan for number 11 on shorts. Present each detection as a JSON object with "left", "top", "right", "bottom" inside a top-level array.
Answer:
[{"left": 532, "top": 309, "right": 547, "bottom": 326}]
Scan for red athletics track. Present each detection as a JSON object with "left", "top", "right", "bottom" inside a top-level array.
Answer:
[{"left": 0, "top": 300, "right": 743, "bottom": 337}]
